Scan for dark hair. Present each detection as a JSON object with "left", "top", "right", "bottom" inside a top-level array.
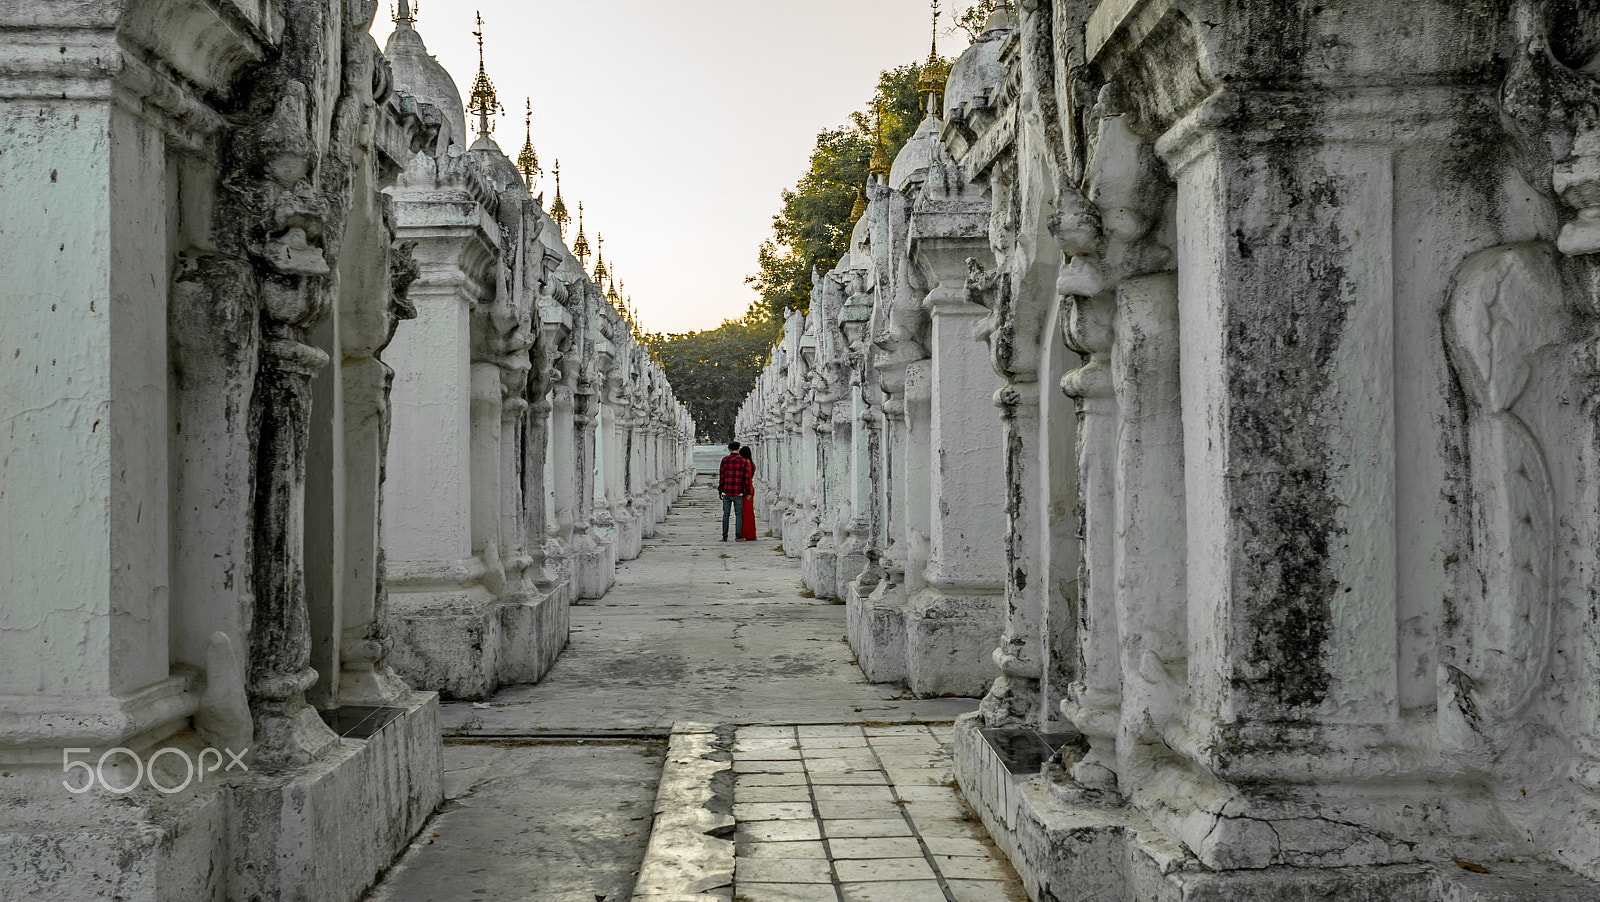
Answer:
[
  {"left": 739, "top": 446, "right": 753, "bottom": 461},
  {"left": 728, "top": 441, "right": 741, "bottom": 452}
]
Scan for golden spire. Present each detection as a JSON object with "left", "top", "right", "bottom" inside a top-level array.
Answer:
[
  {"left": 593, "top": 234, "right": 609, "bottom": 284},
  {"left": 549, "top": 161, "right": 569, "bottom": 234},
  {"left": 917, "top": 0, "right": 945, "bottom": 116},
  {"left": 517, "top": 98, "right": 540, "bottom": 189},
  {"left": 467, "top": 12, "right": 504, "bottom": 138},
  {"left": 850, "top": 186, "right": 868, "bottom": 223},
  {"left": 607, "top": 276, "right": 620, "bottom": 303},
  {"left": 572, "top": 203, "right": 590, "bottom": 263},
  {"left": 868, "top": 102, "right": 890, "bottom": 178}
]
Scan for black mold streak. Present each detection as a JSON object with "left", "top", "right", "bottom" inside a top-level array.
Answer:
[{"left": 1227, "top": 90, "right": 1347, "bottom": 715}]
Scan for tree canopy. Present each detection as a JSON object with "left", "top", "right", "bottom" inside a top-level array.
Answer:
[
  {"left": 952, "top": 0, "right": 1015, "bottom": 41},
  {"left": 746, "top": 56, "right": 952, "bottom": 322},
  {"left": 651, "top": 43, "right": 982, "bottom": 440},
  {"left": 644, "top": 305, "right": 782, "bottom": 443}
]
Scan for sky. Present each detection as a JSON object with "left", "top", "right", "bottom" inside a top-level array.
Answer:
[{"left": 371, "top": 0, "right": 972, "bottom": 336}]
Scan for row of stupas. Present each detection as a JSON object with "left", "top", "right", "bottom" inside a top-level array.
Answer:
[
  {"left": 0, "top": 0, "right": 692, "bottom": 897},
  {"left": 381, "top": 0, "right": 695, "bottom": 697},
  {"left": 740, "top": 1, "right": 1600, "bottom": 898}
]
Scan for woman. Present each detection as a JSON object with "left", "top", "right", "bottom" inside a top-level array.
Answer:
[{"left": 738, "top": 445, "right": 758, "bottom": 541}]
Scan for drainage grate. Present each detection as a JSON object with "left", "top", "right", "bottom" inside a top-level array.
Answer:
[
  {"left": 320, "top": 705, "right": 408, "bottom": 740},
  {"left": 979, "top": 728, "right": 1075, "bottom": 777}
]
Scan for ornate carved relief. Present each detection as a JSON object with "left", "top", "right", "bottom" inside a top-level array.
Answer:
[
  {"left": 1443, "top": 245, "right": 1560, "bottom": 725},
  {"left": 1503, "top": 0, "right": 1600, "bottom": 256}
]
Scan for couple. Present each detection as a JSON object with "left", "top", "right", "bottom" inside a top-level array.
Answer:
[{"left": 718, "top": 441, "right": 758, "bottom": 542}]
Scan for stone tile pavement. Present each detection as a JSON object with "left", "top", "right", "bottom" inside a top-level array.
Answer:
[{"left": 635, "top": 722, "right": 1029, "bottom": 902}]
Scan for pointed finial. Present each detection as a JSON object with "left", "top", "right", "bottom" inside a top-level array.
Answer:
[
  {"left": 917, "top": 0, "right": 945, "bottom": 116},
  {"left": 467, "top": 11, "right": 504, "bottom": 138},
  {"left": 868, "top": 101, "right": 890, "bottom": 178},
  {"left": 550, "top": 161, "right": 569, "bottom": 234},
  {"left": 607, "top": 276, "right": 620, "bottom": 303},
  {"left": 850, "top": 185, "right": 868, "bottom": 223},
  {"left": 393, "top": 0, "right": 415, "bottom": 25},
  {"left": 572, "top": 203, "right": 590, "bottom": 263},
  {"left": 594, "top": 234, "right": 609, "bottom": 284},
  {"left": 517, "top": 98, "right": 540, "bottom": 189}
]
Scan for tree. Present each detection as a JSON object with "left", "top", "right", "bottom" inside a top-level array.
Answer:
[
  {"left": 645, "top": 305, "right": 783, "bottom": 443},
  {"left": 952, "top": 0, "right": 1014, "bottom": 41},
  {"left": 747, "top": 57, "right": 952, "bottom": 323}
]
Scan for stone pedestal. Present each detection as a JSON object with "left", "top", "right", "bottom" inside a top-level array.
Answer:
[{"left": 228, "top": 693, "right": 443, "bottom": 902}]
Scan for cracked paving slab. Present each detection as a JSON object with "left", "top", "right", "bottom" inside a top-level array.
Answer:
[{"left": 369, "top": 738, "right": 666, "bottom": 902}]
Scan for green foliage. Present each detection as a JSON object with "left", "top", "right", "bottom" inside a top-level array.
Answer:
[
  {"left": 668, "top": 54, "right": 963, "bottom": 439},
  {"left": 952, "top": 0, "right": 1014, "bottom": 41},
  {"left": 645, "top": 305, "right": 783, "bottom": 443},
  {"left": 747, "top": 58, "right": 952, "bottom": 322}
]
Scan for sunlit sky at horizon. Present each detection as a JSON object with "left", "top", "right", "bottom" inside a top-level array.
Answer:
[{"left": 370, "top": 0, "right": 973, "bottom": 335}]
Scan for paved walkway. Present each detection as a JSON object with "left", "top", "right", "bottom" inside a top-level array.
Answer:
[
  {"left": 724, "top": 724, "right": 1022, "bottom": 901},
  {"left": 370, "top": 483, "right": 1023, "bottom": 902}
]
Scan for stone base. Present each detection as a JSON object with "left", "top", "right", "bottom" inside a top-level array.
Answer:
[
  {"left": 576, "top": 540, "right": 617, "bottom": 600},
  {"left": 781, "top": 514, "right": 807, "bottom": 558},
  {"left": 905, "top": 587, "right": 1003, "bottom": 697},
  {"left": 0, "top": 693, "right": 442, "bottom": 902},
  {"left": 387, "top": 584, "right": 570, "bottom": 700},
  {"left": 0, "top": 767, "right": 229, "bottom": 901},
  {"left": 952, "top": 714, "right": 1600, "bottom": 902},
  {"left": 847, "top": 579, "right": 907, "bottom": 684},
  {"left": 802, "top": 545, "right": 839, "bottom": 600},
  {"left": 230, "top": 691, "right": 442, "bottom": 901},
  {"left": 617, "top": 512, "right": 644, "bottom": 561}
]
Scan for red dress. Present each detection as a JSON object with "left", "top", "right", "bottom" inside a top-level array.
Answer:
[{"left": 739, "top": 471, "right": 758, "bottom": 541}]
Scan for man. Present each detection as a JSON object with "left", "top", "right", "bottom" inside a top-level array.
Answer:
[{"left": 717, "top": 440, "right": 753, "bottom": 541}]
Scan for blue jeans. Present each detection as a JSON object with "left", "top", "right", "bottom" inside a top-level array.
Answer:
[{"left": 721, "top": 494, "right": 744, "bottom": 539}]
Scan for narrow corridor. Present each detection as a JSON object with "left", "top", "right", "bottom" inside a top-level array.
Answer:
[{"left": 369, "top": 483, "right": 1024, "bottom": 901}]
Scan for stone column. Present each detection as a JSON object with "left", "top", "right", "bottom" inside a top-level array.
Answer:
[
  {"left": 901, "top": 360, "right": 933, "bottom": 601},
  {"left": 1109, "top": 273, "right": 1186, "bottom": 787},
  {"left": 523, "top": 368, "right": 555, "bottom": 585},
  {"left": 782, "top": 398, "right": 811, "bottom": 557},
  {"left": 548, "top": 354, "right": 580, "bottom": 598},
  {"left": 1057, "top": 273, "right": 1120, "bottom": 793},
  {"left": 839, "top": 277, "right": 880, "bottom": 594},
  {"left": 521, "top": 251, "right": 562, "bottom": 600},
  {"left": 978, "top": 380, "right": 1044, "bottom": 727},
  {"left": 499, "top": 345, "right": 534, "bottom": 594},
  {"left": 856, "top": 357, "right": 911, "bottom": 684},
  {"left": 630, "top": 389, "right": 653, "bottom": 541},
  {"left": 240, "top": 75, "right": 349, "bottom": 770},
  {"left": 574, "top": 371, "right": 615, "bottom": 600},
  {"left": 906, "top": 207, "right": 1007, "bottom": 698},
  {"left": 607, "top": 368, "right": 643, "bottom": 561},
  {"left": 251, "top": 327, "right": 341, "bottom": 768},
  {"left": 469, "top": 357, "right": 507, "bottom": 594},
  {"left": 333, "top": 190, "right": 418, "bottom": 707}
]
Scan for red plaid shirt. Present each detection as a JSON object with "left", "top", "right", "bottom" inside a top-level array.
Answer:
[{"left": 718, "top": 454, "right": 754, "bottom": 497}]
